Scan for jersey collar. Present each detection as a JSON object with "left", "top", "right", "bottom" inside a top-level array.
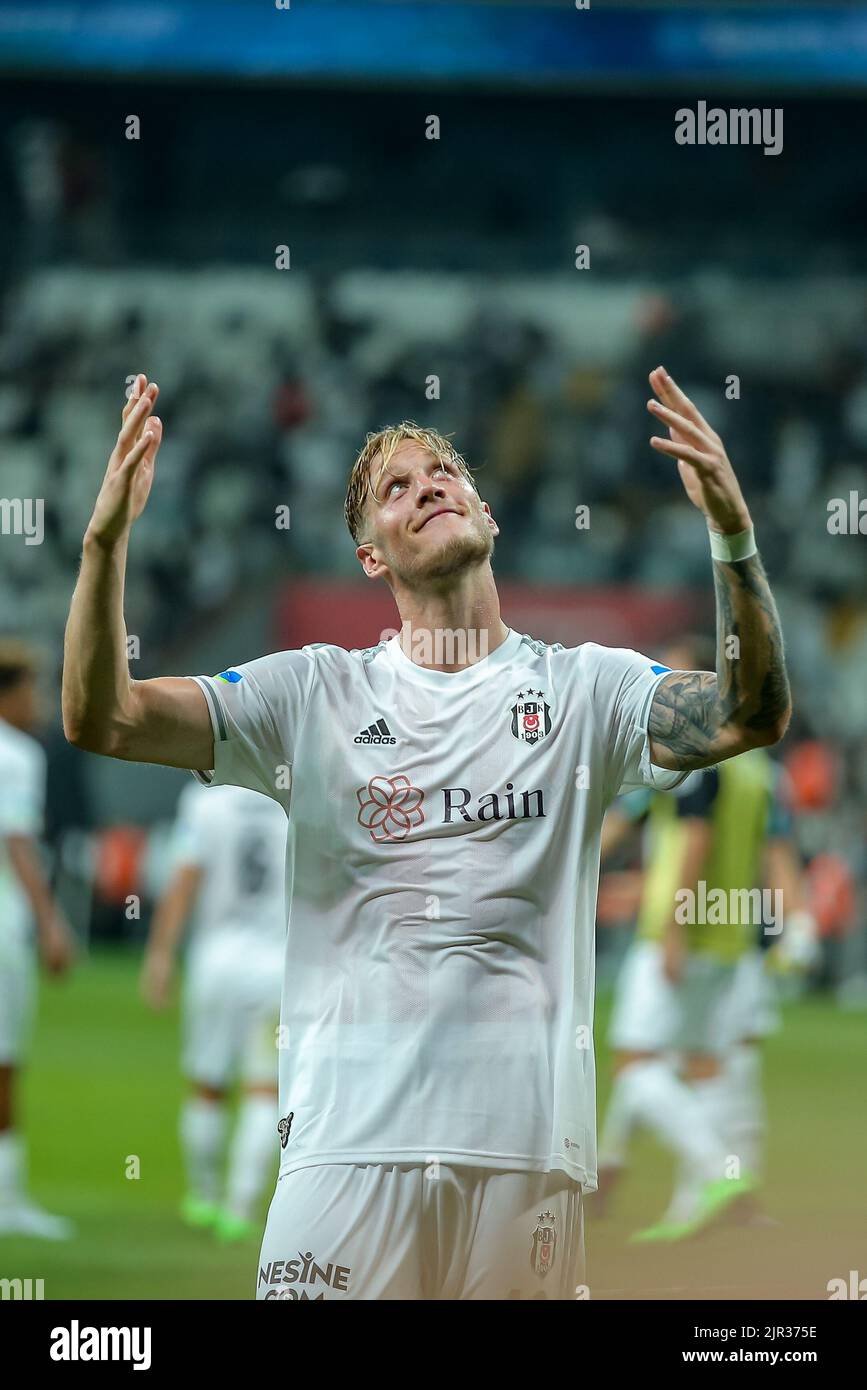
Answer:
[{"left": 383, "top": 626, "right": 523, "bottom": 688}]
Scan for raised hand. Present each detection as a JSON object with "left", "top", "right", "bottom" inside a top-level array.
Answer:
[
  {"left": 642, "top": 366, "right": 790, "bottom": 771},
  {"left": 86, "top": 374, "right": 162, "bottom": 547},
  {"left": 647, "top": 365, "right": 751, "bottom": 536}
]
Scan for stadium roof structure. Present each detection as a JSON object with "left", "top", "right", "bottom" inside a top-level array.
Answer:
[{"left": 2, "top": 2, "right": 867, "bottom": 89}]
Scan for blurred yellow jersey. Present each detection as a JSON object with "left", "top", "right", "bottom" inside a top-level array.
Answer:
[{"left": 636, "top": 747, "right": 775, "bottom": 962}]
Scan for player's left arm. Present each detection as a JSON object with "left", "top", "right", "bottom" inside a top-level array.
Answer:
[{"left": 644, "top": 366, "right": 791, "bottom": 772}]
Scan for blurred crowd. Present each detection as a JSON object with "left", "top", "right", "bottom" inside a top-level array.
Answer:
[
  {"left": 0, "top": 95, "right": 864, "bottom": 947},
  {"left": 1, "top": 270, "right": 866, "bottom": 668}
]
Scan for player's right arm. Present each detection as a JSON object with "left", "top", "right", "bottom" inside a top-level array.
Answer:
[
  {"left": 140, "top": 863, "right": 203, "bottom": 1009},
  {"left": 600, "top": 807, "right": 633, "bottom": 862},
  {"left": 661, "top": 772, "right": 716, "bottom": 983},
  {"left": 6, "top": 835, "right": 75, "bottom": 974},
  {"left": 600, "top": 788, "right": 651, "bottom": 862},
  {"left": 62, "top": 375, "right": 213, "bottom": 770},
  {"left": 663, "top": 815, "right": 711, "bottom": 984},
  {"left": 764, "top": 836, "right": 819, "bottom": 971}
]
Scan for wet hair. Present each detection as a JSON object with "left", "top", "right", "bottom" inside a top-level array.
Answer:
[{"left": 344, "top": 422, "right": 478, "bottom": 543}]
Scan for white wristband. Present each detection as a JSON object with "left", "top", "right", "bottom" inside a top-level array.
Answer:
[{"left": 708, "top": 524, "right": 757, "bottom": 562}]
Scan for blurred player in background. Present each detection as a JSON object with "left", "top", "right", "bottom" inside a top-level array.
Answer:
[
  {"left": 140, "top": 781, "right": 288, "bottom": 1243},
  {"left": 0, "top": 640, "right": 76, "bottom": 1238},
  {"left": 717, "top": 786, "right": 819, "bottom": 1227},
  {"left": 596, "top": 635, "right": 816, "bottom": 1240}
]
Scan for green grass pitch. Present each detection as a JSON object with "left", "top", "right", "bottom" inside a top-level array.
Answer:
[{"left": 1, "top": 949, "right": 864, "bottom": 1300}]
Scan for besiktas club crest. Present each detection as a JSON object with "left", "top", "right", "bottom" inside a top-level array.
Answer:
[
  {"left": 510, "top": 690, "right": 551, "bottom": 746},
  {"left": 530, "top": 1210, "right": 557, "bottom": 1279}
]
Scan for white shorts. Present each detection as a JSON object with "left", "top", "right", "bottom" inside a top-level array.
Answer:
[
  {"left": 182, "top": 934, "right": 282, "bottom": 1090},
  {"left": 257, "top": 1162, "right": 584, "bottom": 1301},
  {"left": 608, "top": 940, "right": 736, "bottom": 1056},
  {"left": 0, "top": 938, "right": 36, "bottom": 1066},
  {"left": 723, "top": 949, "right": 780, "bottom": 1043}
]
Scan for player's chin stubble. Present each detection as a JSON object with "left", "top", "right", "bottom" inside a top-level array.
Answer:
[{"left": 399, "top": 517, "right": 494, "bottom": 585}]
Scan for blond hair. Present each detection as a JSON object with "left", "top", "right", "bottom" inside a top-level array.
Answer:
[{"left": 344, "top": 422, "right": 477, "bottom": 543}]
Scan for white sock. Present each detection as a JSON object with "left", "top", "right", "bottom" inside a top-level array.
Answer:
[
  {"left": 665, "top": 1156, "right": 705, "bottom": 1225},
  {"left": 664, "top": 1071, "right": 736, "bottom": 1224},
  {"left": 598, "top": 1071, "right": 637, "bottom": 1169},
  {"left": 0, "top": 1130, "right": 25, "bottom": 1206},
  {"left": 180, "top": 1098, "right": 227, "bottom": 1203},
  {"left": 721, "top": 1044, "right": 765, "bottom": 1179},
  {"left": 224, "top": 1095, "right": 277, "bottom": 1221},
  {"left": 618, "top": 1058, "right": 726, "bottom": 1178}
]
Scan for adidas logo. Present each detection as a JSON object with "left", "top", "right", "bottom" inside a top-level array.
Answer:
[{"left": 354, "top": 717, "right": 396, "bottom": 746}]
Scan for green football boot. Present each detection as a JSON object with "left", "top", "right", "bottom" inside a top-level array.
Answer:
[
  {"left": 630, "top": 1173, "right": 758, "bottom": 1244},
  {"left": 214, "top": 1209, "right": 259, "bottom": 1244},
  {"left": 180, "top": 1194, "right": 221, "bottom": 1230}
]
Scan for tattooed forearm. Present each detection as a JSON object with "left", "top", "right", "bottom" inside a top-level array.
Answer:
[
  {"left": 647, "top": 669, "right": 721, "bottom": 765},
  {"left": 649, "top": 549, "right": 791, "bottom": 771},
  {"left": 713, "top": 552, "right": 790, "bottom": 735}
]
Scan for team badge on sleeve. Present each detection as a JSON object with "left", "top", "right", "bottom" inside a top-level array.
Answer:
[
  {"left": 510, "top": 690, "right": 551, "bottom": 747},
  {"left": 530, "top": 1210, "right": 557, "bottom": 1278},
  {"left": 216, "top": 669, "right": 243, "bottom": 683}
]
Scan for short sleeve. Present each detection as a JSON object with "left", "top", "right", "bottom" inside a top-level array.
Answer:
[
  {"left": 189, "top": 649, "right": 317, "bottom": 802},
  {"left": 592, "top": 646, "right": 692, "bottom": 799},
  {"left": 0, "top": 742, "right": 45, "bottom": 837}
]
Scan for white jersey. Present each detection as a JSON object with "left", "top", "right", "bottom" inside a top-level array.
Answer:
[
  {"left": 192, "top": 630, "right": 686, "bottom": 1190},
  {"left": 170, "top": 782, "right": 289, "bottom": 949},
  {"left": 0, "top": 717, "right": 45, "bottom": 951}
]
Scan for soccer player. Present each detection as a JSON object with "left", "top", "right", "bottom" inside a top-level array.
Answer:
[
  {"left": 0, "top": 640, "right": 76, "bottom": 1238},
  {"left": 597, "top": 750, "right": 773, "bottom": 1237},
  {"left": 62, "top": 367, "right": 791, "bottom": 1299},
  {"left": 716, "top": 778, "right": 818, "bottom": 1226},
  {"left": 597, "top": 637, "right": 813, "bottom": 1239},
  {"left": 141, "top": 780, "right": 288, "bottom": 1242}
]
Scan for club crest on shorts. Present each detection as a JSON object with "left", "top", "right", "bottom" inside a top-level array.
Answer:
[
  {"left": 510, "top": 690, "right": 551, "bottom": 746},
  {"left": 530, "top": 1210, "right": 557, "bottom": 1279},
  {"left": 277, "top": 1112, "right": 294, "bottom": 1149}
]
